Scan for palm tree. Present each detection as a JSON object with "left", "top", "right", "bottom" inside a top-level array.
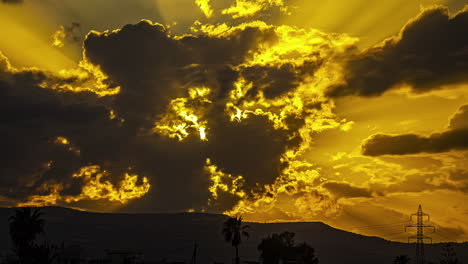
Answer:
[
  {"left": 9, "top": 207, "right": 45, "bottom": 263},
  {"left": 222, "top": 215, "right": 250, "bottom": 264},
  {"left": 393, "top": 255, "right": 411, "bottom": 264}
]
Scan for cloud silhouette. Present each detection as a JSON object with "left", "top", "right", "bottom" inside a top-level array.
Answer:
[
  {"left": 327, "top": 6, "right": 468, "bottom": 97},
  {"left": 1, "top": 19, "right": 345, "bottom": 213},
  {"left": 362, "top": 104, "right": 468, "bottom": 156}
]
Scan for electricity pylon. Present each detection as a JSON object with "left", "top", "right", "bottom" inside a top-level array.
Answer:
[{"left": 405, "top": 205, "right": 435, "bottom": 264}]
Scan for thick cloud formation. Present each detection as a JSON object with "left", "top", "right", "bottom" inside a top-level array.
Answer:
[
  {"left": 83, "top": 21, "right": 291, "bottom": 199},
  {"left": 362, "top": 131, "right": 468, "bottom": 156},
  {"left": 241, "top": 62, "right": 323, "bottom": 99},
  {"left": 84, "top": 20, "right": 276, "bottom": 129},
  {"left": 328, "top": 6, "right": 468, "bottom": 97},
  {"left": 0, "top": 53, "right": 118, "bottom": 202},
  {"left": 362, "top": 104, "right": 468, "bottom": 156},
  {"left": 2, "top": 19, "right": 332, "bottom": 213}
]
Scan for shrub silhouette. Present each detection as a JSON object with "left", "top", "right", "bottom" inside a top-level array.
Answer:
[
  {"left": 258, "top": 231, "right": 318, "bottom": 264},
  {"left": 439, "top": 243, "right": 460, "bottom": 264},
  {"left": 393, "top": 255, "right": 411, "bottom": 264}
]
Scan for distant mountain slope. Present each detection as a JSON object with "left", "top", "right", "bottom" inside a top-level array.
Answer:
[{"left": 0, "top": 207, "right": 466, "bottom": 264}]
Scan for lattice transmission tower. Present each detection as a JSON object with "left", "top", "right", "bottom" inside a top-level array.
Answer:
[{"left": 405, "top": 205, "right": 435, "bottom": 264}]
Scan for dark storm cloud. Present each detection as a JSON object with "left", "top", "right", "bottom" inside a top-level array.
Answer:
[
  {"left": 84, "top": 20, "right": 276, "bottom": 129},
  {"left": 362, "top": 130, "right": 468, "bottom": 156},
  {"left": 362, "top": 104, "right": 468, "bottom": 156},
  {"left": 0, "top": 54, "right": 122, "bottom": 202},
  {"left": 322, "top": 181, "right": 372, "bottom": 198},
  {"left": 83, "top": 20, "right": 302, "bottom": 212},
  {"left": 327, "top": 6, "right": 468, "bottom": 97},
  {"left": 240, "top": 61, "right": 323, "bottom": 99},
  {"left": 0, "top": 19, "right": 315, "bottom": 212},
  {"left": 241, "top": 64, "right": 298, "bottom": 99},
  {"left": 206, "top": 114, "right": 290, "bottom": 189}
]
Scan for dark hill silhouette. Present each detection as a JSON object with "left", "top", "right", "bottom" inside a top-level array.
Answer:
[{"left": 0, "top": 207, "right": 466, "bottom": 264}]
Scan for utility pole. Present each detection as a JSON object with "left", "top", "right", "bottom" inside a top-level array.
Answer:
[
  {"left": 191, "top": 241, "right": 198, "bottom": 264},
  {"left": 405, "top": 205, "right": 435, "bottom": 264}
]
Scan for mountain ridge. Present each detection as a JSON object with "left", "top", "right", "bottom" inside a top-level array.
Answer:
[{"left": 0, "top": 206, "right": 466, "bottom": 264}]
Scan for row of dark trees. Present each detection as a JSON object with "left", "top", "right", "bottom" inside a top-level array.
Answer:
[{"left": 222, "top": 216, "right": 318, "bottom": 264}]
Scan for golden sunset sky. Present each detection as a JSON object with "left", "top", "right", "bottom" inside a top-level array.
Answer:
[{"left": 1, "top": 0, "right": 468, "bottom": 243}]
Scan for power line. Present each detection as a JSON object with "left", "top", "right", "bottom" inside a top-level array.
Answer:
[
  {"left": 434, "top": 224, "right": 459, "bottom": 237},
  {"left": 364, "top": 240, "right": 410, "bottom": 253},
  {"left": 380, "top": 231, "right": 408, "bottom": 237},
  {"left": 432, "top": 231, "right": 453, "bottom": 242},
  {"left": 355, "top": 223, "right": 411, "bottom": 231},
  {"left": 346, "top": 221, "right": 412, "bottom": 231}
]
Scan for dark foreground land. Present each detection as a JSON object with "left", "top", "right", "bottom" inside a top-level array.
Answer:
[{"left": 0, "top": 207, "right": 466, "bottom": 264}]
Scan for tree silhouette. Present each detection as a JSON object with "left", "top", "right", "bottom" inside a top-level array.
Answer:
[
  {"left": 258, "top": 232, "right": 318, "bottom": 264},
  {"left": 9, "top": 207, "right": 45, "bottom": 264},
  {"left": 294, "top": 242, "right": 319, "bottom": 264},
  {"left": 280, "top": 231, "right": 295, "bottom": 248},
  {"left": 222, "top": 215, "right": 250, "bottom": 264},
  {"left": 393, "top": 255, "right": 411, "bottom": 264},
  {"left": 257, "top": 233, "right": 285, "bottom": 264},
  {"left": 439, "top": 243, "right": 460, "bottom": 264},
  {"left": 9, "top": 208, "right": 45, "bottom": 247}
]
